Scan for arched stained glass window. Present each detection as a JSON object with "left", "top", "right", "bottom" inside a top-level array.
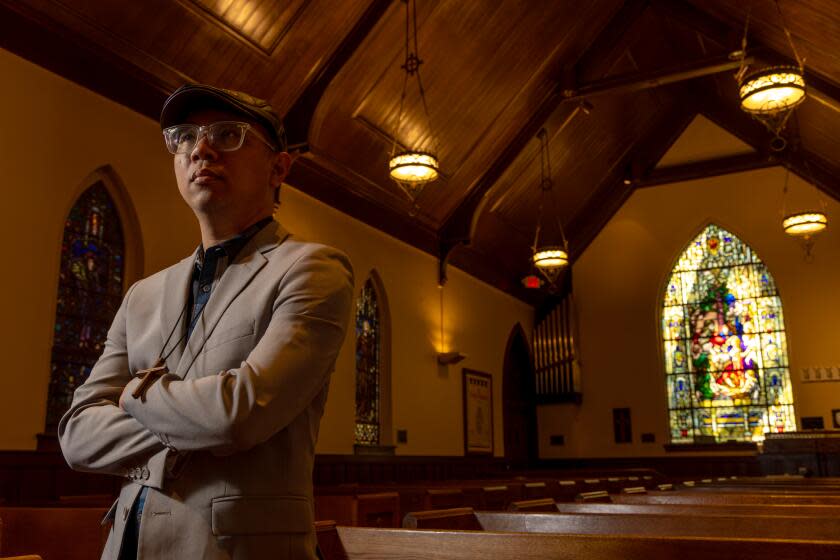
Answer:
[
  {"left": 355, "top": 278, "right": 380, "bottom": 446},
  {"left": 46, "top": 182, "right": 125, "bottom": 430},
  {"left": 663, "top": 224, "right": 795, "bottom": 444}
]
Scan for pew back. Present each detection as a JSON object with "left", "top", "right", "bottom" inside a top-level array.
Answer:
[
  {"left": 0, "top": 507, "right": 107, "bottom": 560},
  {"left": 333, "top": 526, "right": 840, "bottom": 560},
  {"left": 554, "top": 501, "right": 840, "bottom": 517},
  {"left": 474, "top": 511, "right": 840, "bottom": 541},
  {"left": 616, "top": 492, "right": 840, "bottom": 505}
]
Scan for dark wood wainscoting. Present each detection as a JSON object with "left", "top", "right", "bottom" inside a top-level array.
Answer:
[{"left": 0, "top": 450, "right": 765, "bottom": 504}]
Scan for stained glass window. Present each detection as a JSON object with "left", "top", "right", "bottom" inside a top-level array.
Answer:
[
  {"left": 355, "top": 278, "right": 380, "bottom": 446},
  {"left": 663, "top": 224, "right": 795, "bottom": 444},
  {"left": 46, "top": 182, "right": 125, "bottom": 430}
]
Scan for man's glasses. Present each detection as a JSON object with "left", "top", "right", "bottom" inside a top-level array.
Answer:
[{"left": 162, "top": 121, "right": 277, "bottom": 155}]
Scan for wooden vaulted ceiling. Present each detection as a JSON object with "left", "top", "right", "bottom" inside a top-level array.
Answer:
[{"left": 3, "top": 0, "right": 840, "bottom": 306}]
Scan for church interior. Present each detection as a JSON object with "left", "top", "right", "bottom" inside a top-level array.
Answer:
[{"left": 1, "top": 0, "right": 840, "bottom": 558}]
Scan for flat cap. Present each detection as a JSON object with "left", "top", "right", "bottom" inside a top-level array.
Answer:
[{"left": 160, "top": 84, "right": 286, "bottom": 151}]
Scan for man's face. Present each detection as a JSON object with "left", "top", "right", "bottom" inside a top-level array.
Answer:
[{"left": 173, "top": 108, "right": 289, "bottom": 221}]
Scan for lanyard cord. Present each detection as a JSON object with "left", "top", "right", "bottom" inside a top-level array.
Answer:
[
  {"left": 154, "top": 279, "right": 213, "bottom": 369},
  {"left": 157, "top": 301, "right": 189, "bottom": 365}
]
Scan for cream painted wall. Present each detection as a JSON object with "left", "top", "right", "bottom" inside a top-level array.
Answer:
[
  {"left": 275, "top": 186, "right": 534, "bottom": 455},
  {"left": 0, "top": 48, "right": 534, "bottom": 455},
  {"left": 539, "top": 167, "right": 840, "bottom": 458},
  {"left": 0, "top": 48, "right": 195, "bottom": 450}
]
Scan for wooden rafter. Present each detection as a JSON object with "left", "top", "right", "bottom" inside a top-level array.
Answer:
[
  {"left": 561, "top": 53, "right": 755, "bottom": 103},
  {"left": 637, "top": 152, "right": 778, "bottom": 188},
  {"left": 699, "top": 96, "right": 840, "bottom": 202},
  {"left": 565, "top": 103, "right": 697, "bottom": 259},
  {"left": 283, "top": 0, "right": 393, "bottom": 149},
  {"left": 438, "top": 0, "right": 653, "bottom": 270},
  {"left": 651, "top": 0, "right": 840, "bottom": 111}
]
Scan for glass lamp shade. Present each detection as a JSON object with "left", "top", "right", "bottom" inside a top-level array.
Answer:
[
  {"left": 533, "top": 247, "right": 569, "bottom": 270},
  {"left": 782, "top": 211, "right": 828, "bottom": 236},
  {"left": 739, "top": 66, "right": 806, "bottom": 114},
  {"left": 389, "top": 151, "right": 440, "bottom": 185}
]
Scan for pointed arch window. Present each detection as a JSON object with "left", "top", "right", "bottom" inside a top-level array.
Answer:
[
  {"left": 355, "top": 278, "right": 381, "bottom": 446},
  {"left": 662, "top": 224, "right": 795, "bottom": 444},
  {"left": 46, "top": 182, "right": 126, "bottom": 430}
]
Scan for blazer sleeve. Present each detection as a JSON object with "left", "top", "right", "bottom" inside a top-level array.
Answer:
[
  {"left": 121, "top": 246, "right": 354, "bottom": 454},
  {"left": 58, "top": 282, "right": 168, "bottom": 481}
]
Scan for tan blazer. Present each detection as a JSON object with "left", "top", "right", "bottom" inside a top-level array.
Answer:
[{"left": 58, "top": 221, "right": 354, "bottom": 560}]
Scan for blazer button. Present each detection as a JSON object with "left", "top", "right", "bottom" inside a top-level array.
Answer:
[{"left": 142, "top": 466, "right": 150, "bottom": 480}]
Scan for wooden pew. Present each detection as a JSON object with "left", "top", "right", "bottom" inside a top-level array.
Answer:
[
  {"left": 0, "top": 507, "right": 108, "bottom": 560},
  {"left": 522, "top": 482, "right": 549, "bottom": 499},
  {"left": 508, "top": 498, "right": 556, "bottom": 512},
  {"left": 315, "top": 491, "right": 400, "bottom": 527},
  {"left": 473, "top": 511, "right": 840, "bottom": 541},
  {"left": 315, "top": 520, "right": 344, "bottom": 560},
  {"left": 554, "top": 501, "right": 840, "bottom": 518},
  {"left": 615, "top": 491, "right": 840, "bottom": 506},
  {"left": 479, "top": 485, "right": 510, "bottom": 510},
  {"left": 353, "top": 492, "right": 400, "bottom": 527},
  {"left": 404, "top": 508, "right": 482, "bottom": 530},
  {"left": 329, "top": 526, "right": 840, "bottom": 560},
  {"left": 402, "top": 507, "right": 840, "bottom": 541},
  {"left": 424, "top": 488, "right": 465, "bottom": 510}
]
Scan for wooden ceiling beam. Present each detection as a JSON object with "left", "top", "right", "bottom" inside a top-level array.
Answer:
[
  {"left": 0, "top": 1, "right": 171, "bottom": 122},
  {"left": 438, "top": 0, "right": 652, "bottom": 275},
  {"left": 565, "top": 103, "right": 696, "bottom": 259},
  {"left": 652, "top": 0, "right": 840, "bottom": 112},
  {"left": 283, "top": 0, "right": 393, "bottom": 149},
  {"left": 699, "top": 96, "right": 840, "bottom": 202},
  {"left": 561, "top": 54, "right": 754, "bottom": 103},
  {"left": 637, "top": 152, "right": 778, "bottom": 188}
]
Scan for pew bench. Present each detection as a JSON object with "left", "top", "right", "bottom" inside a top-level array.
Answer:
[
  {"left": 554, "top": 501, "right": 840, "bottom": 518},
  {"left": 326, "top": 526, "right": 840, "bottom": 560},
  {"left": 0, "top": 507, "right": 108, "bottom": 560},
  {"left": 615, "top": 491, "right": 840, "bottom": 505},
  {"left": 403, "top": 507, "right": 840, "bottom": 541}
]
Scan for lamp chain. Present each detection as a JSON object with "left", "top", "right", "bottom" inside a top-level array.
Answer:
[
  {"left": 531, "top": 129, "right": 569, "bottom": 255},
  {"left": 389, "top": 0, "right": 438, "bottom": 160},
  {"left": 532, "top": 129, "right": 549, "bottom": 252},
  {"left": 735, "top": 7, "right": 752, "bottom": 84},
  {"left": 774, "top": 0, "right": 804, "bottom": 69}
]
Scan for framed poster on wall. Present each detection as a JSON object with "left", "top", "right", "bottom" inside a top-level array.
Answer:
[{"left": 463, "top": 369, "right": 493, "bottom": 455}]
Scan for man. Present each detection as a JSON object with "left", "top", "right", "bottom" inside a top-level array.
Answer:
[{"left": 59, "top": 84, "right": 354, "bottom": 559}]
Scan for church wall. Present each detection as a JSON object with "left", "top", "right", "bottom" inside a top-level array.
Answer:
[
  {"left": 0, "top": 48, "right": 194, "bottom": 450},
  {"left": 539, "top": 167, "right": 840, "bottom": 458},
  {"left": 276, "top": 187, "right": 533, "bottom": 456},
  {"left": 0, "top": 47, "right": 533, "bottom": 456}
]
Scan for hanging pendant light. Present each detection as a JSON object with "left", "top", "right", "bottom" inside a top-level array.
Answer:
[
  {"left": 735, "top": 2, "right": 807, "bottom": 151},
  {"left": 739, "top": 66, "right": 806, "bottom": 115},
  {"left": 531, "top": 128, "right": 569, "bottom": 287},
  {"left": 780, "top": 168, "right": 829, "bottom": 261},
  {"left": 782, "top": 211, "right": 828, "bottom": 236},
  {"left": 388, "top": 0, "right": 440, "bottom": 202}
]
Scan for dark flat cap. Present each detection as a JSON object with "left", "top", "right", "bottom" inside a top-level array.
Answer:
[{"left": 160, "top": 84, "right": 286, "bottom": 151}]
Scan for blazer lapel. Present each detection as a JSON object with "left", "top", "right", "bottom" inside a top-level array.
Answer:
[
  {"left": 176, "top": 221, "right": 290, "bottom": 378},
  {"left": 160, "top": 249, "right": 197, "bottom": 372}
]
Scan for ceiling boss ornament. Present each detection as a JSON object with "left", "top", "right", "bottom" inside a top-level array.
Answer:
[
  {"left": 735, "top": 2, "right": 807, "bottom": 151},
  {"left": 388, "top": 0, "right": 440, "bottom": 203},
  {"left": 531, "top": 128, "right": 569, "bottom": 288}
]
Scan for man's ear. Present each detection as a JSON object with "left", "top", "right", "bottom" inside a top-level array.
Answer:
[{"left": 270, "top": 151, "right": 293, "bottom": 189}]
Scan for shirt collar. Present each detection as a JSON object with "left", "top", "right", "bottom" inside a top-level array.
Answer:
[{"left": 195, "top": 216, "right": 274, "bottom": 269}]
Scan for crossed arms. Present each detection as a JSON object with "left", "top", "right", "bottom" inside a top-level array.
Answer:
[{"left": 58, "top": 247, "right": 353, "bottom": 483}]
